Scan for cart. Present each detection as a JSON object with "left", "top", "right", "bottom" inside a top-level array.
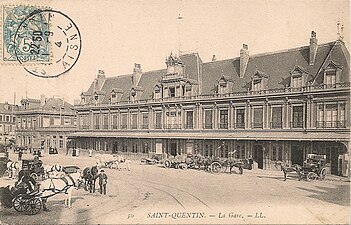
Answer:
[
  {"left": 300, "top": 154, "right": 327, "bottom": 181},
  {"left": 20, "top": 157, "right": 45, "bottom": 182}
]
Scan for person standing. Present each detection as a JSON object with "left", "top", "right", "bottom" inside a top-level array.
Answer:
[
  {"left": 18, "top": 150, "right": 23, "bottom": 161},
  {"left": 98, "top": 170, "right": 108, "bottom": 195},
  {"left": 89, "top": 149, "right": 93, "bottom": 157}
]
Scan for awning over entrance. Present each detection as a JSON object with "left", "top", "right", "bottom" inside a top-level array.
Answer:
[{"left": 67, "top": 130, "right": 350, "bottom": 142}]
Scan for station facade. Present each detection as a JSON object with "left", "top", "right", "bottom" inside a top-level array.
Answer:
[{"left": 71, "top": 32, "right": 350, "bottom": 176}]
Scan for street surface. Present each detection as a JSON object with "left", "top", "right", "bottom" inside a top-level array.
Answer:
[{"left": 0, "top": 151, "right": 350, "bottom": 224}]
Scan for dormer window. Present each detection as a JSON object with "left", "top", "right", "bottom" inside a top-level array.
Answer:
[
  {"left": 111, "top": 92, "right": 117, "bottom": 104},
  {"left": 154, "top": 85, "right": 161, "bottom": 99},
  {"left": 251, "top": 70, "right": 268, "bottom": 92},
  {"left": 292, "top": 76, "right": 302, "bottom": 88},
  {"left": 290, "top": 65, "right": 309, "bottom": 89},
  {"left": 323, "top": 61, "right": 342, "bottom": 88},
  {"left": 325, "top": 71, "right": 336, "bottom": 87},
  {"left": 217, "top": 75, "right": 233, "bottom": 94},
  {"left": 252, "top": 79, "right": 261, "bottom": 91}
]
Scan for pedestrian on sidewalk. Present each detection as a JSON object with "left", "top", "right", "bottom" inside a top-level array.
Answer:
[
  {"left": 98, "top": 169, "right": 108, "bottom": 195},
  {"left": 89, "top": 149, "right": 93, "bottom": 157}
]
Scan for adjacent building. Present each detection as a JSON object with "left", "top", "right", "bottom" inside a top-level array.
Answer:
[
  {"left": 0, "top": 102, "right": 18, "bottom": 145},
  {"left": 71, "top": 32, "right": 350, "bottom": 176},
  {"left": 15, "top": 95, "right": 76, "bottom": 153}
]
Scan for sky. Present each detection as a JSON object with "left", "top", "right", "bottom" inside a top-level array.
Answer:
[{"left": 0, "top": 0, "right": 349, "bottom": 104}]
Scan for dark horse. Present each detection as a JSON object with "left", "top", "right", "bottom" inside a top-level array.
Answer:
[
  {"left": 82, "top": 166, "right": 99, "bottom": 193},
  {"left": 279, "top": 162, "right": 302, "bottom": 181}
]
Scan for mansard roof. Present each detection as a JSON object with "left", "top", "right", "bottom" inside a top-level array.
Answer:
[{"left": 82, "top": 39, "right": 349, "bottom": 103}]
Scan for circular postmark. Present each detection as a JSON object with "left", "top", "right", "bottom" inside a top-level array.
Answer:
[{"left": 14, "top": 9, "right": 82, "bottom": 78}]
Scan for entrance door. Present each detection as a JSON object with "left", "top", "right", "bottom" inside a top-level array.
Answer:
[
  {"left": 253, "top": 145, "right": 263, "bottom": 169},
  {"left": 330, "top": 147, "right": 339, "bottom": 175},
  {"left": 113, "top": 142, "right": 118, "bottom": 153},
  {"left": 291, "top": 145, "right": 303, "bottom": 165},
  {"left": 170, "top": 143, "right": 177, "bottom": 156}
]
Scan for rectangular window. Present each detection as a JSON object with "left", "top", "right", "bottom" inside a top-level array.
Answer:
[
  {"left": 292, "top": 106, "right": 303, "bottom": 128},
  {"left": 0, "top": 115, "right": 2, "bottom": 121},
  {"left": 340, "top": 104, "right": 345, "bottom": 128},
  {"left": 169, "top": 87, "right": 176, "bottom": 97},
  {"left": 112, "top": 114, "right": 118, "bottom": 129},
  {"left": 61, "top": 116, "right": 64, "bottom": 126},
  {"left": 219, "top": 109, "right": 228, "bottom": 129},
  {"left": 204, "top": 110, "right": 213, "bottom": 129},
  {"left": 252, "top": 79, "right": 261, "bottom": 91},
  {"left": 317, "top": 105, "right": 324, "bottom": 128},
  {"left": 253, "top": 108, "right": 263, "bottom": 128},
  {"left": 325, "top": 104, "right": 338, "bottom": 128},
  {"left": 142, "top": 113, "right": 149, "bottom": 129},
  {"left": 50, "top": 116, "right": 54, "bottom": 126},
  {"left": 94, "top": 114, "right": 100, "bottom": 129},
  {"left": 121, "top": 114, "right": 127, "bottom": 129},
  {"left": 5, "top": 116, "right": 10, "bottom": 122},
  {"left": 271, "top": 107, "right": 282, "bottom": 128},
  {"left": 80, "top": 115, "right": 89, "bottom": 129},
  {"left": 292, "top": 76, "right": 302, "bottom": 88},
  {"left": 236, "top": 109, "right": 245, "bottom": 128},
  {"left": 325, "top": 71, "right": 336, "bottom": 87},
  {"left": 59, "top": 139, "right": 64, "bottom": 149},
  {"left": 102, "top": 114, "right": 109, "bottom": 129},
  {"left": 131, "top": 114, "right": 137, "bottom": 129},
  {"left": 155, "top": 112, "right": 162, "bottom": 129},
  {"left": 186, "top": 111, "right": 193, "bottom": 129}
]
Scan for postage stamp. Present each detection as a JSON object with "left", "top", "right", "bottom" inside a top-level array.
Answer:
[
  {"left": 14, "top": 9, "right": 82, "bottom": 78},
  {"left": 2, "top": 5, "right": 50, "bottom": 63},
  {"left": 1, "top": 5, "right": 82, "bottom": 78}
]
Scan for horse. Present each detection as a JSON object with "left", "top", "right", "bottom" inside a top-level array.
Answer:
[
  {"left": 43, "top": 164, "right": 63, "bottom": 178},
  {"left": 38, "top": 172, "right": 81, "bottom": 209},
  {"left": 6, "top": 161, "right": 20, "bottom": 179},
  {"left": 281, "top": 164, "right": 302, "bottom": 181},
  {"left": 81, "top": 166, "right": 99, "bottom": 193}
]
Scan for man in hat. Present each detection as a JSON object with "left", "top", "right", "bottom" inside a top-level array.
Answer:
[{"left": 98, "top": 169, "right": 108, "bottom": 195}]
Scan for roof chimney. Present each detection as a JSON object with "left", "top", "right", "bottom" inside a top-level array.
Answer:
[
  {"left": 240, "top": 44, "right": 249, "bottom": 78},
  {"left": 212, "top": 55, "right": 217, "bottom": 62},
  {"left": 309, "top": 31, "right": 318, "bottom": 65},
  {"left": 132, "top": 63, "right": 142, "bottom": 86}
]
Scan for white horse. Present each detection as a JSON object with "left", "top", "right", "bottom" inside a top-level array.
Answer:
[
  {"left": 6, "top": 161, "right": 20, "bottom": 179},
  {"left": 39, "top": 172, "right": 81, "bottom": 208},
  {"left": 43, "top": 164, "right": 63, "bottom": 178}
]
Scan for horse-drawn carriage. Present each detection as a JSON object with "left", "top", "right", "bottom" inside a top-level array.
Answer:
[
  {"left": 95, "top": 154, "right": 125, "bottom": 169},
  {"left": 300, "top": 154, "right": 327, "bottom": 181},
  {"left": 20, "top": 157, "right": 45, "bottom": 182},
  {"left": 280, "top": 154, "right": 327, "bottom": 181},
  {"left": 140, "top": 154, "right": 161, "bottom": 165},
  {"left": 164, "top": 153, "right": 252, "bottom": 175},
  {"left": 0, "top": 185, "right": 43, "bottom": 215}
]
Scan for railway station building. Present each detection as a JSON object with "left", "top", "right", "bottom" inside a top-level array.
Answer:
[
  {"left": 70, "top": 31, "right": 350, "bottom": 176},
  {"left": 15, "top": 95, "right": 76, "bottom": 153}
]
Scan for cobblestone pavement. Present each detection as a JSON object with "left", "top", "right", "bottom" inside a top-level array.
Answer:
[{"left": 0, "top": 151, "right": 349, "bottom": 224}]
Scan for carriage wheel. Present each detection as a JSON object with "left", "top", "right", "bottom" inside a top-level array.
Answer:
[
  {"left": 319, "top": 168, "right": 327, "bottom": 180},
  {"left": 211, "top": 162, "right": 222, "bottom": 174},
  {"left": 307, "top": 172, "right": 317, "bottom": 181},
  {"left": 180, "top": 163, "right": 187, "bottom": 170},
  {"left": 25, "top": 197, "right": 42, "bottom": 215},
  {"left": 164, "top": 160, "right": 171, "bottom": 169},
  {"left": 13, "top": 196, "right": 28, "bottom": 212}
]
